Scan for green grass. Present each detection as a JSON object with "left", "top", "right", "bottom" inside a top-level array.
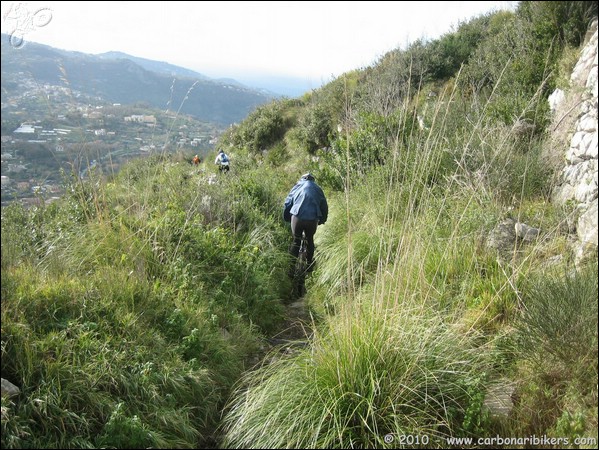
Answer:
[
  {"left": 1, "top": 153, "right": 294, "bottom": 448},
  {"left": 221, "top": 300, "right": 488, "bottom": 449},
  {"left": 221, "top": 42, "right": 595, "bottom": 447}
]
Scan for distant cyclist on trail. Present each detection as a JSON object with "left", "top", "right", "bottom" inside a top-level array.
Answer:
[
  {"left": 215, "top": 149, "right": 230, "bottom": 173},
  {"left": 283, "top": 172, "right": 328, "bottom": 274}
]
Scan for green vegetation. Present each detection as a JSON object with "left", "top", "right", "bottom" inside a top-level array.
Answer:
[
  {"left": 221, "top": 301, "right": 488, "bottom": 449},
  {"left": 2, "top": 2, "right": 597, "bottom": 448},
  {"left": 508, "top": 263, "right": 598, "bottom": 441},
  {"left": 2, "top": 158, "right": 293, "bottom": 447}
]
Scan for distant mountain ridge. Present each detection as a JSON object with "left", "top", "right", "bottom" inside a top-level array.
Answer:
[
  {"left": 95, "top": 50, "right": 306, "bottom": 97},
  {"left": 1, "top": 35, "right": 272, "bottom": 124},
  {"left": 96, "top": 51, "right": 211, "bottom": 80}
]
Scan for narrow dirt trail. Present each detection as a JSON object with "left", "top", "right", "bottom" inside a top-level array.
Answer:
[
  {"left": 248, "top": 286, "right": 315, "bottom": 367},
  {"left": 268, "top": 296, "right": 313, "bottom": 348}
]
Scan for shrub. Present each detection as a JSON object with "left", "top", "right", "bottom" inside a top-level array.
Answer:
[
  {"left": 225, "top": 101, "right": 290, "bottom": 153},
  {"left": 516, "top": 262, "right": 598, "bottom": 385},
  {"left": 295, "top": 102, "right": 334, "bottom": 154}
]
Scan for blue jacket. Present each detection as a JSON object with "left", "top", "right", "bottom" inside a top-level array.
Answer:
[{"left": 283, "top": 179, "right": 328, "bottom": 223}]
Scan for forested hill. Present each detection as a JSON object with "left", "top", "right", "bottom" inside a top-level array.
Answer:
[
  {"left": 2, "top": 2, "right": 598, "bottom": 449},
  {"left": 1, "top": 35, "right": 272, "bottom": 124}
]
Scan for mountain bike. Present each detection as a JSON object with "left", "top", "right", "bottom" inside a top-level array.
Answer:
[{"left": 291, "top": 232, "right": 308, "bottom": 300}]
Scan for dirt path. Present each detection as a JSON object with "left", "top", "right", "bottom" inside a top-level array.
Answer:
[
  {"left": 268, "top": 296, "right": 313, "bottom": 347},
  {"left": 246, "top": 284, "right": 314, "bottom": 368}
]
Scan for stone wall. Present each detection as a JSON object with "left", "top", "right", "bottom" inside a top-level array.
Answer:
[{"left": 552, "top": 20, "right": 598, "bottom": 264}]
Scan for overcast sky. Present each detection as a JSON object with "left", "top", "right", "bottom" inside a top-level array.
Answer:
[{"left": 2, "top": 1, "right": 517, "bottom": 88}]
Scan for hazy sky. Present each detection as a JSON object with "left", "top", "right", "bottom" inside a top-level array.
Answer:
[{"left": 2, "top": 1, "right": 517, "bottom": 86}]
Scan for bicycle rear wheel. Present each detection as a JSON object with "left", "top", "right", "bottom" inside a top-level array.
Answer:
[{"left": 291, "top": 238, "right": 308, "bottom": 300}]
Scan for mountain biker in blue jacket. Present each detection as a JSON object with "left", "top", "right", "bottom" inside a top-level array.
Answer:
[
  {"left": 283, "top": 173, "right": 328, "bottom": 273},
  {"left": 215, "top": 149, "right": 230, "bottom": 172}
]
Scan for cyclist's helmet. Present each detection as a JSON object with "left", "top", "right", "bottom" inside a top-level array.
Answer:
[{"left": 301, "top": 172, "right": 315, "bottom": 181}]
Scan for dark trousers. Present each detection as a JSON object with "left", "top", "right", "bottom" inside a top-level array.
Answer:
[{"left": 290, "top": 215, "right": 318, "bottom": 264}]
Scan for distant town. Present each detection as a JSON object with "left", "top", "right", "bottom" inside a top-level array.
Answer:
[{"left": 1, "top": 78, "right": 224, "bottom": 206}]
